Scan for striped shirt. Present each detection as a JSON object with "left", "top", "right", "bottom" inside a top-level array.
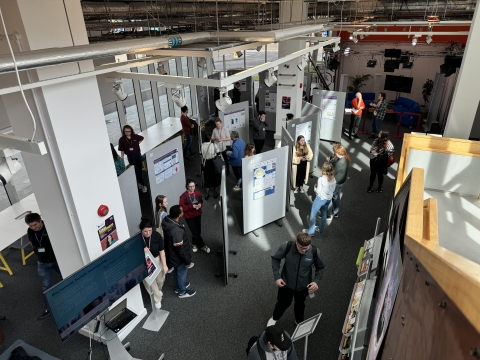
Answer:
[
  {"left": 375, "top": 100, "right": 388, "bottom": 120},
  {"left": 370, "top": 140, "right": 394, "bottom": 159}
]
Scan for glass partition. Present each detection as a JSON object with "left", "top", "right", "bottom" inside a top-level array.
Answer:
[{"left": 122, "top": 77, "right": 141, "bottom": 134}]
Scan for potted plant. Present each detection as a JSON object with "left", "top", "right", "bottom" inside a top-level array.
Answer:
[
  {"left": 422, "top": 79, "right": 434, "bottom": 108},
  {"left": 347, "top": 74, "right": 372, "bottom": 93}
]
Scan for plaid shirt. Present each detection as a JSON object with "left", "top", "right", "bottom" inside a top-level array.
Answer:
[{"left": 375, "top": 100, "right": 388, "bottom": 120}]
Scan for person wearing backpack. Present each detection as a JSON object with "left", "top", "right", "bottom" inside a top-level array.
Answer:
[
  {"left": 246, "top": 325, "right": 297, "bottom": 360},
  {"left": 267, "top": 232, "right": 325, "bottom": 327}
]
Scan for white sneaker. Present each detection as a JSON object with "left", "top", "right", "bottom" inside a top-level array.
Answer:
[
  {"left": 138, "top": 183, "right": 143, "bottom": 190},
  {"left": 299, "top": 187, "right": 305, "bottom": 194},
  {"left": 142, "top": 186, "right": 148, "bottom": 193},
  {"left": 294, "top": 188, "right": 299, "bottom": 193},
  {"left": 200, "top": 246, "right": 211, "bottom": 254},
  {"left": 267, "top": 317, "right": 277, "bottom": 327},
  {"left": 155, "top": 302, "right": 162, "bottom": 309},
  {"left": 192, "top": 245, "right": 198, "bottom": 252},
  {"left": 187, "top": 262, "right": 194, "bottom": 269}
]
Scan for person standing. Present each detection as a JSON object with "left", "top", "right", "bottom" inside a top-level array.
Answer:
[
  {"left": 139, "top": 217, "right": 168, "bottom": 309},
  {"left": 180, "top": 105, "right": 196, "bottom": 159},
  {"left": 367, "top": 130, "right": 394, "bottom": 193},
  {"left": 118, "top": 125, "right": 146, "bottom": 193},
  {"left": 162, "top": 205, "right": 196, "bottom": 298},
  {"left": 349, "top": 92, "right": 365, "bottom": 139},
  {"left": 243, "top": 143, "right": 256, "bottom": 158},
  {"left": 110, "top": 143, "right": 125, "bottom": 176},
  {"left": 212, "top": 118, "right": 231, "bottom": 176},
  {"left": 291, "top": 135, "right": 313, "bottom": 194},
  {"left": 201, "top": 133, "right": 221, "bottom": 199},
  {"left": 369, "top": 92, "right": 387, "bottom": 138},
  {"left": 155, "top": 195, "right": 169, "bottom": 237},
  {"left": 303, "top": 162, "right": 336, "bottom": 236},
  {"left": 232, "top": 82, "right": 242, "bottom": 104},
  {"left": 214, "top": 87, "right": 220, "bottom": 117},
  {"left": 179, "top": 179, "right": 211, "bottom": 253},
  {"left": 252, "top": 110, "right": 269, "bottom": 154},
  {"left": 327, "top": 143, "right": 351, "bottom": 219},
  {"left": 247, "top": 325, "right": 298, "bottom": 360},
  {"left": 227, "top": 131, "right": 246, "bottom": 191},
  {"left": 267, "top": 232, "right": 325, "bottom": 326},
  {"left": 25, "top": 213, "right": 62, "bottom": 320}
]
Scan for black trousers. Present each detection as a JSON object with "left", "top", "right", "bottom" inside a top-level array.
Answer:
[
  {"left": 253, "top": 139, "right": 265, "bottom": 154},
  {"left": 272, "top": 285, "right": 309, "bottom": 323},
  {"left": 369, "top": 159, "right": 384, "bottom": 188},
  {"left": 221, "top": 150, "right": 230, "bottom": 175},
  {"left": 184, "top": 216, "right": 205, "bottom": 248}
]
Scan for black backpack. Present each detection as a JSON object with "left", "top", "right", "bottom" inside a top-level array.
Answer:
[
  {"left": 284, "top": 241, "right": 318, "bottom": 264},
  {"left": 246, "top": 336, "right": 266, "bottom": 360}
]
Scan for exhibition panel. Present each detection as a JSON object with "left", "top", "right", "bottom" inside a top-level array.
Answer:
[
  {"left": 117, "top": 166, "right": 142, "bottom": 237},
  {"left": 219, "top": 100, "right": 250, "bottom": 143},
  {"left": 311, "top": 89, "right": 346, "bottom": 143},
  {"left": 280, "top": 126, "right": 294, "bottom": 211}
]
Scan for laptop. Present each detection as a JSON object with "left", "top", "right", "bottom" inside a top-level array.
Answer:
[{"left": 104, "top": 299, "right": 137, "bottom": 333}]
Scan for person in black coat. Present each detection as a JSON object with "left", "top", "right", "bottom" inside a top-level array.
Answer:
[{"left": 232, "top": 82, "right": 242, "bottom": 104}]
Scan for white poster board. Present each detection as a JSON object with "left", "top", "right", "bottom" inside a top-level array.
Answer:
[
  {"left": 153, "top": 148, "right": 181, "bottom": 185},
  {"left": 224, "top": 109, "right": 246, "bottom": 131},
  {"left": 295, "top": 121, "right": 313, "bottom": 145},
  {"left": 312, "top": 90, "right": 346, "bottom": 143}
]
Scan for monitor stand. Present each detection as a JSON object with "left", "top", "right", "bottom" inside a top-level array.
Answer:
[{"left": 106, "top": 335, "right": 141, "bottom": 360}]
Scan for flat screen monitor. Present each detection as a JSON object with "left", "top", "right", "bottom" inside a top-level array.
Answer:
[
  {"left": 384, "top": 75, "right": 413, "bottom": 93},
  {"left": 384, "top": 49, "right": 402, "bottom": 58},
  {"left": 45, "top": 233, "right": 147, "bottom": 342}
]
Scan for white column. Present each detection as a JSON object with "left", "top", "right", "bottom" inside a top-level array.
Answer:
[
  {"left": 443, "top": 4, "right": 480, "bottom": 139},
  {"left": 0, "top": 0, "right": 129, "bottom": 277}
]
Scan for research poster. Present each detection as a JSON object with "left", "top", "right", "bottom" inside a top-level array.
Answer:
[
  {"left": 153, "top": 148, "right": 180, "bottom": 184},
  {"left": 322, "top": 95, "right": 338, "bottom": 120},
  {"left": 265, "top": 90, "right": 277, "bottom": 113},
  {"left": 282, "top": 96, "right": 291, "bottom": 110},
  {"left": 295, "top": 121, "right": 312, "bottom": 145},
  {"left": 253, "top": 158, "right": 276, "bottom": 200},
  {"left": 97, "top": 215, "right": 119, "bottom": 251},
  {"left": 240, "top": 80, "right": 247, "bottom": 91},
  {"left": 224, "top": 109, "right": 246, "bottom": 130}
]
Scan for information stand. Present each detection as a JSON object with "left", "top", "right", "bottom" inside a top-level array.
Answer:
[{"left": 291, "top": 313, "right": 322, "bottom": 360}]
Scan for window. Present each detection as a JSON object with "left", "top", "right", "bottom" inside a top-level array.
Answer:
[
  {"left": 137, "top": 66, "right": 156, "bottom": 128},
  {"left": 104, "top": 103, "right": 122, "bottom": 146},
  {"left": 121, "top": 77, "right": 141, "bottom": 134}
]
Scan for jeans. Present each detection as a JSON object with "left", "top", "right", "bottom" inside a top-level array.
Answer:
[
  {"left": 328, "top": 183, "right": 344, "bottom": 216},
  {"left": 307, "top": 197, "right": 329, "bottom": 235},
  {"left": 253, "top": 139, "right": 265, "bottom": 154},
  {"left": 372, "top": 116, "right": 383, "bottom": 136},
  {"left": 184, "top": 216, "right": 205, "bottom": 248},
  {"left": 127, "top": 154, "right": 145, "bottom": 186},
  {"left": 272, "top": 285, "right": 309, "bottom": 323},
  {"left": 349, "top": 114, "right": 362, "bottom": 136},
  {"left": 173, "top": 264, "right": 189, "bottom": 295},
  {"left": 184, "top": 135, "right": 194, "bottom": 156},
  {"left": 232, "top": 166, "right": 242, "bottom": 187},
  {"left": 38, "top": 261, "right": 62, "bottom": 310}
]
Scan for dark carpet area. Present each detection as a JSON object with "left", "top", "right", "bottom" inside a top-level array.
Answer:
[{"left": 0, "top": 114, "right": 405, "bottom": 359}]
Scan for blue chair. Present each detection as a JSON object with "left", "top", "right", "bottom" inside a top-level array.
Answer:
[{"left": 390, "top": 97, "right": 421, "bottom": 127}]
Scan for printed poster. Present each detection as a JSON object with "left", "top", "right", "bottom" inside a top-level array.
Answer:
[
  {"left": 295, "top": 121, "right": 312, "bottom": 145},
  {"left": 282, "top": 96, "right": 291, "bottom": 110},
  {"left": 322, "top": 95, "right": 338, "bottom": 120},
  {"left": 224, "top": 109, "right": 246, "bottom": 130},
  {"left": 253, "top": 158, "right": 276, "bottom": 200},
  {"left": 144, "top": 250, "right": 161, "bottom": 286},
  {"left": 240, "top": 80, "right": 247, "bottom": 92},
  {"left": 97, "top": 216, "right": 119, "bottom": 252},
  {"left": 153, "top": 148, "right": 180, "bottom": 184},
  {"left": 265, "top": 90, "right": 277, "bottom": 113}
]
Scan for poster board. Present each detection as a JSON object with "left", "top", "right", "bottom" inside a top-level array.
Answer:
[
  {"left": 118, "top": 166, "right": 142, "bottom": 237},
  {"left": 242, "top": 146, "right": 288, "bottom": 234},
  {"left": 219, "top": 101, "right": 250, "bottom": 143},
  {"left": 220, "top": 166, "right": 230, "bottom": 285},
  {"left": 258, "top": 70, "right": 277, "bottom": 131},
  {"left": 311, "top": 89, "right": 346, "bottom": 143},
  {"left": 145, "top": 136, "right": 186, "bottom": 220},
  {"left": 281, "top": 126, "right": 294, "bottom": 212},
  {"left": 144, "top": 250, "right": 161, "bottom": 286}
]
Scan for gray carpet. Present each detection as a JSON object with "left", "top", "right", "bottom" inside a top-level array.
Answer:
[{"left": 0, "top": 114, "right": 405, "bottom": 359}]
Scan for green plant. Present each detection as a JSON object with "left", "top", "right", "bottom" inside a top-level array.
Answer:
[
  {"left": 422, "top": 79, "right": 434, "bottom": 107},
  {"left": 347, "top": 74, "right": 372, "bottom": 93}
]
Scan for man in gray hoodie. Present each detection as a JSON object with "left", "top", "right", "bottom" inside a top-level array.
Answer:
[{"left": 247, "top": 325, "right": 297, "bottom": 360}]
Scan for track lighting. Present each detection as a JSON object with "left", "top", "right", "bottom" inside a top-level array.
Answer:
[
  {"left": 352, "top": 35, "right": 358, "bottom": 44},
  {"left": 425, "top": 35, "right": 432, "bottom": 44},
  {"left": 112, "top": 81, "right": 127, "bottom": 101},
  {"left": 235, "top": 51, "right": 243, "bottom": 58},
  {"left": 333, "top": 42, "right": 340, "bottom": 53},
  {"left": 264, "top": 68, "right": 277, "bottom": 87},
  {"left": 197, "top": 57, "right": 206, "bottom": 68},
  {"left": 156, "top": 63, "right": 167, "bottom": 75},
  {"left": 349, "top": 33, "right": 353, "bottom": 40},
  {"left": 412, "top": 36, "right": 418, "bottom": 46},
  {"left": 171, "top": 85, "right": 186, "bottom": 107},
  {"left": 215, "top": 87, "right": 232, "bottom": 112}
]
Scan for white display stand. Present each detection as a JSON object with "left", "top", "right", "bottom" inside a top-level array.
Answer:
[
  {"left": 311, "top": 89, "right": 346, "bottom": 143},
  {"left": 291, "top": 313, "right": 322, "bottom": 360},
  {"left": 118, "top": 167, "right": 142, "bottom": 237}
]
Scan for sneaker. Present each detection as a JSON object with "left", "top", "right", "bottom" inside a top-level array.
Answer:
[
  {"left": 192, "top": 245, "right": 198, "bottom": 252},
  {"left": 155, "top": 302, "right": 162, "bottom": 309},
  {"left": 377, "top": 187, "right": 383, "bottom": 193},
  {"left": 334, "top": 213, "right": 339, "bottom": 218},
  {"left": 167, "top": 267, "right": 174, "bottom": 274},
  {"left": 178, "top": 289, "right": 196, "bottom": 298},
  {"left": 233, "top": 185, "right": 241, "bottom": 191},
  {"left": 294, "top": 187, "right": 299, "bottom": 194},
  {"left": 267, "top": 317, "right": 277, "bottom": 327},
  {"left": 326, "top": 215, "right": 333, "bottom": 220},
  {"left": 175, "top": 282, "right": 191, "bottom": 294},
  {"left": 299, "top": 187, "right": 305, "bottom": 194},
  {"left": 353, "top": 134, "right": 359, "bottom": 139},
  {"left": 142, "top": 186, "right": 148, "bottom": 193},
  {"left": 38, "top": 309, "right": 51, "bottom": 320},
  {"left": 137, "top": 183, "right": 143, "bottom": 190},
  {"left": 366, "top": 186, "right": 373, "bottom": 193},
  {"left": 200, "top": 246, "right": 211, "bottom": 254}
]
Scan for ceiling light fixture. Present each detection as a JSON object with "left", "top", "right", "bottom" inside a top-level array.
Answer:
[
  {"left": 384, "top": 26, "right": 388, "bottom": 32},
  {"left": 333, "top": 42, "right": 340, "bottom": 52},
  {"left": 352, "top": 35, "right": 358, "bottom": 44},
  {"left": 264, "top": 68, "right": 277, "bottom": 87},
  {"left": 360, "top": 34, "right": 365, "bottom": 40},
  {"left": 425, "top": 35, "right": 433, "bottom": 44},
  {"left": 156, "top": 63, "right": 167, "bottom": 75},
  {"left": 112, "top": 80, "right": 128, "bottom": 101},
  {"left": 215, "top": 87, "right": 232, "bottom": 112},
  {"left": 171, "top": 85, "right": 186, "bottom": 107},
  {"left": 197, "top": 57, "right": 206, "bottom": 68},
  {"left": 367, "top": 59, "right": 377, "bottom": 68},
  {"left": 349, "top": 33, "right": 353, "bottom": 40}
]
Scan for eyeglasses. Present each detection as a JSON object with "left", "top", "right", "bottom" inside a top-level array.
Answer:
[
  {"left": 187, "top": 185, "right": 195, "bottom": 188},
  {"left": 296, "top": 243, "right": 310, "bottom": 252}
]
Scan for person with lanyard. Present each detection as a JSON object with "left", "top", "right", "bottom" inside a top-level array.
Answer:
[
  {"left": 179, "top": 179, "right": 211, "bottom": 254},
  {"left": 369, "top": 92, "right": 388, "bottom": 138},
  {"left": 139, "top": 217, "right": 168, "bottom": 309},
  {"left": 212, "top": 118, "right": 231, "bottom": 176},
  {"left": 252, "top": 110, "right": 269, "bottom": 154},
  {"left": 25, "top": 213, "right": 62, "bottom": 320},
  {"left": 118, "top": 125, "right": 147, "bottom": 193}
]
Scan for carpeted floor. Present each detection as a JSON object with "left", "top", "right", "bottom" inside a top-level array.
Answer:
[{"left": 0, "top": 113, "right": 405, "bottom": 359}]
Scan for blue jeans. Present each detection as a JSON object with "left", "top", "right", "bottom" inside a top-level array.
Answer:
[
  {"left": 127, "top": 153, "right": 145, "bottom": 186},
  {"left": 184, "top": 135, "right": 194, "bottom": 156},
  {"left": 328, "top": 183, "right": 344, "bottom": 216},
  {"left": 307, "top": 197, "right": 330, "bottom": 235},
  {"left": 38, "top": 261, "right": 62, "bottom": 310},
  {"left": 173, "top": 264, "right": 189, "bottom": 295},
  {"left": 372, "top": 116, "right": 383, "bottom": 136}
]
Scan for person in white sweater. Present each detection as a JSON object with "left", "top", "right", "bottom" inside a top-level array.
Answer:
[{"left": 303, "top": 162, "right": 336, "bottom": 236}]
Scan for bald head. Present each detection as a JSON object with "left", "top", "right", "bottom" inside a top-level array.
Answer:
[{"left": 356, "top": 92, "right": 362, "bottom": 100}]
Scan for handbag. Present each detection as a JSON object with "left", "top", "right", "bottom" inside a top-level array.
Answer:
[
  {"left": 203, "top": 142, "right": 223, "bottom": 174},
  {"left": 385, "top": 142, "right": 395, "bottom": 167}
]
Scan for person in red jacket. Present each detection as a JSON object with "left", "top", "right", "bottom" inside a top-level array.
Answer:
[
  {"left": 348, "top": 92, "right": 365, "bottom": 140},
  {"left": 179, "top": 178, "right": 210, "bottom": 253},
  {"left": 180, "top": 105, "right": 196, "bottom": 159}
]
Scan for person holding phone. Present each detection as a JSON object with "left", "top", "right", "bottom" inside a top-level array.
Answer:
[
  {"left": 291, "top": 135, "right": 313, "bottom": 194},
  {"left": 118, "top": 125, "right": 146, "bottom": 192}
]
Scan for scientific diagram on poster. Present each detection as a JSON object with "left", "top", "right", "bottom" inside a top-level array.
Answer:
[
  {"left": 322, "top": 95, "right": 338, "bottom": 120},
  {"left": 295, "top": 121, "right": 312, "bottom": 145},
  {"left": 153, "top": 148, "right": 180, "bottom": 184},
  {"left": 265, "top": 90, "right": 277, "bottom": 113},
  {"left": 224, "top": 109, "right": 246, "bottom": 130},
  {"left": 253, "top": 158, "right": 276, "bottom": 200}
]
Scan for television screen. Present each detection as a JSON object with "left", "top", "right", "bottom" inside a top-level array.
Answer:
[
  {"left": 384, "top": 49, "right": 401, "bottom": 58},
  {"left": 45, "top": 234, "right": 147, "bottom": 342},
  {"left": 384, "top": 60, "right": 400, "bottom": 70},
  {"left": 384, "top": 75, "right": 413, "bottom": 93}
]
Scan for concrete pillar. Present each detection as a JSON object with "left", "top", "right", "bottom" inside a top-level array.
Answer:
[
  {"left": 443, "top": 4, "right": 480, "bottom": 139},
  {"left": 0, "top": 0, "right": 129, "bottom": 277}
]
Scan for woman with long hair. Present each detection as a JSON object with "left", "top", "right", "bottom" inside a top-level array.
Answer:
[
  {"left": 155, "top": 195, "right": 169, "bottom": 236},
  {"left": 118, "top": 125, "right": 146, "bottom": 192},
  {"left": 201, "top": 132, "right": 221, "bottom": 199},
  {"left": 243, "top": 143, "right": 256, "bottom": 157},
  {"left": 367, "top": 130, "right": 394, "bottom": 193},
  {"left": 110, "top": 143, "right": 125, "bottom": 176},
  {"left": 327, "top": 143, "right": 351, "bottom": 218},
  {"left": 292, "top": 135, "right": 313, "bottom": 193},
  {"left": 303, "top": 162, "right": 336, "bottom": 236}
]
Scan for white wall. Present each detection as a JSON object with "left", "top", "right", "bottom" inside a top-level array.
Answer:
[
  {"left": 0, "top": 97, "right": 10, "bottom": 131},
  {"left": 339, "top": 43, "right": 446, "bottom": 106}
]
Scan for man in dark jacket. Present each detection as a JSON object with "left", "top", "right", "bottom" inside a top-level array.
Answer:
[
  {"left": 232, "top": 82, "right": 241, "bottom": 104},
  {"left": 267, "top": 232, "right": 325, "bottom": 326},
  {"left": 247, "top": 325, "right": 298, "bottom": 360},
  {"left": 162, "top": 205, "right": 196, "bottom": 298},
  {"left": 252, "top": 110, "right": 269, "bottom": 154}
]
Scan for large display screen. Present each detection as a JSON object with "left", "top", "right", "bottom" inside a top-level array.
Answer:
[
  {"left": 45, "top": 233, "right": 147, "bottom": 342},
  {"left": 384, "top": 75, "right": 413, "bottom": 93}
]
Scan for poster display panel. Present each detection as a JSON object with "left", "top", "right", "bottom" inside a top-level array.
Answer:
[
  {"left": 295, "top": 121, "right": 313, "bottom": 145},
  {"left": 153, "top": 148, "right": 180, "bottom": 184},
  {"left": 144, "top": 250, "right": 161, "bottom": 286},
  {"left": 252, "top": 158, "right": 276, "bottom": 200},
  {"left": 281, "top": 126, "right": 294, "bottom": 212},
  {"left": 224, "top": 109, "right": 246, "bottom": 131},
  {"left": 97, "top": 216, "right": 119, "bottom": 252},
  {"left": 312, "top": 90, "right": 346, "bottom": 143},
  {"left": 219, "top": 101, "right": 250, "bottom": 142},
  {"left": 265, "top": 89, "right": 277, "bottom": 113}
]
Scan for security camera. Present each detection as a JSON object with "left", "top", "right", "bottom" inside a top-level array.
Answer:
[{"left": 0, "top": 158, "right": 22, "bottom": 186}]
